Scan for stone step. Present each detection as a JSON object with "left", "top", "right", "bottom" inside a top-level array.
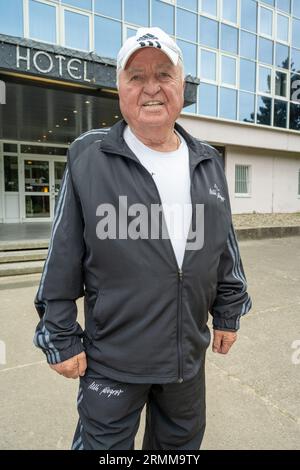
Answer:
[
  {"left": 0, "top": 239, "right": 49, "bottom": 252},
  {"left": 0, "top": 249, "right": 48, "bottom": 263},
  {"left": 0, "top": 261, "right": 45, "bottom": 277}
]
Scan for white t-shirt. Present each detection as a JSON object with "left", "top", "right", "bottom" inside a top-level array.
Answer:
[{"left": 123, "top": 125, "right": 191, "bottom": 269}]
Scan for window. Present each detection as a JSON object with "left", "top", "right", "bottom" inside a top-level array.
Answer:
[
  {"left": 292, "top": 18, "right": 300, "bottom": 49},
  {"left": 277, "top": 0, "right": 290, "bottom": 14},
  {"left": 291, "top": 48, "right": 300, "bottom": 73},
  {"left": 240, "top": 31, "right": 257, "bottom": 60},
  {"left": 276, "top": 13, "right": 289, "bottom": 42},
  {"left": 124, "top": 0, "right": 149, "bottom": 27},
  {"left": 184, "top": 103, "right": 196, "bottom": 114},
  {"left": 257, "top": 95, "right": 272, "bottom": 125},
  {"left": 94, "top": 16, "right": 121, "bottom": 59},
  {"left": 221, "top": 0, "right": 237, "bottom": 24},
  {"left": 260, "top": 6, "right": 273, "bottom": 37},
  {"left": 276, "top": 43, "right": 289, "bottom": 69},
  {"left": 259, "top": 66, "right": 272, "bottom": 93},
  {"left": 241, "top": 0, "right": 257, "bottom": 33},
  {"left": 201, "top": 0, "right": 217, "bottom": 17},
  {"left": 275, "top": 71, "right": 287, "bottom": 97},
  {"left": 274, "top": 99, "right": 287, "bottom": 127},
  {"left": 219, "top": 87, "right": 237, "bottom": 120},
  {"left": 235, "top": 165, "right": 251, "bottom": 195},
  {"left": 199, "top": 16, "right": 219, "bottom": 49},
  {"left": 177, "top": 0, "right": 197, "bottom": 11},
  {"left": 240, "top": 59, "right": 256, "bottom": 92},
  {"left": 176, "top": 8, "right": 197, "bottom": 42},
  {"left": 177, "top": 40, "right": 197, "bottom": 76},
  {"left": 200, "top": 50, "right": 216, "bottom": 81},
  {"left": 239, "top": 92, "right": 255, "bottom": 123},
  {"left": 3, "top": 144, "right": 18, "bottom": 152},
  {"left": 292, "top": 0, "right": 300, "bottom": 18},
  {"left": 152, "top": 0, "right": 174, "bottom": 35},
  {"left": 198, "top": 83, "right": 218, "bottom": 117},
  {"left": 4, "top": 156, "right": 19, "bottom": 192},
  {"left": 290, "top": 103, "right": 300, "bottom": 130},
  {"left": 221, "top": 24, "right": 238, "bottom": 54},
  {"left": 29, "top": 0, "right": 56, "bottom": 43},
  {"left": 0, "top": 0, "right": 23, "bottom": 37},
  {"left": 259, "top": 37, "right": 274, "bottom": 65},
  {"left": 64, "top": 10, "right": 89, "bottom": 51},
  {"left": 221, "top": 55, "right": 236, "bottom": 86},
  {"left": 94, "top": 0, "right": 121, "bottom": 19}
]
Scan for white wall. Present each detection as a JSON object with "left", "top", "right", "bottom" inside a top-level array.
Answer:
[
  {"left": 226, "top": 147, "right": 300, "bottom": 214},
  {"left": 179, "top": 114, "right": 300, "bottom": 214}
]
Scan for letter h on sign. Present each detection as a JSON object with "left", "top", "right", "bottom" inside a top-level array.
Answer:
[{"left": 0, "top": 80, "right": 6, "bottom": 104}]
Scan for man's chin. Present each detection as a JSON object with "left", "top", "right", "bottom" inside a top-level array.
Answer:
[{"left": 138, "top": 113, "right": 168, "bottom": 127}]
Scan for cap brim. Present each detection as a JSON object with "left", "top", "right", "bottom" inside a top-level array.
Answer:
[{"left": 120, "top": 45, "right": 179, "bottom": 70}]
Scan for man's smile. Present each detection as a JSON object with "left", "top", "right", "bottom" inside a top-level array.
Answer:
[{"left": 142, "top": 100, "right": 164, "bottom": 107}]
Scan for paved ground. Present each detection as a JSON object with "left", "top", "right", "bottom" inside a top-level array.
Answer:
[{"left": 0, "top": 236, "right": 300, "bottom": 450}]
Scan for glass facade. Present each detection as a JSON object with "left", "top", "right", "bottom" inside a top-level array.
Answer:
[
  {"left": 29, "top": 0, "right": 57, "bottom": 43},
  {"left": 0, "top": 0, "right": 300, "bottom": 132}
]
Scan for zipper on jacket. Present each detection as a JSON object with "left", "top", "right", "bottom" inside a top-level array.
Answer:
[
  {"left": 125, "top": 160, "right": 186, "bottom": 384},
  {"left": 177, "top": 268, "right": 184, "bottom": 383}
]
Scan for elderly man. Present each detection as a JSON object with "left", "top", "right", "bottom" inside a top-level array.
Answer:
[{"left": 33, "top": 27, "right": 252, "bottom": 450}]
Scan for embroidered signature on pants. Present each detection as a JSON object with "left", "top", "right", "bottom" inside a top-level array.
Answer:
[{"left": 88, "top": 380, "right": 124, "bottom": 398}]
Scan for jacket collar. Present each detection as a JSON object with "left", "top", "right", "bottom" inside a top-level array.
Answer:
[{"left": 100, "top": 118, "right": 213, "bottom": 170}]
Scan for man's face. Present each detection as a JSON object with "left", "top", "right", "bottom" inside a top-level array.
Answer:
[{"left": 118, "top": 48, "right": 185, "bottom": 131}]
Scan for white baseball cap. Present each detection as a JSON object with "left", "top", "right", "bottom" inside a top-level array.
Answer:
[{"left": 117, "top": 27, "right": 184, "bottom": 70}]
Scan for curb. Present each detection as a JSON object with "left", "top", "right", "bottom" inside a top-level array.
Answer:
[{"left": 236, "top": 225, "right": 300, "bottom": 241}]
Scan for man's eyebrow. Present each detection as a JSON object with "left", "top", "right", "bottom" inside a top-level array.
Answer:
[
  {"left": 156, "top": 63, "right": 173, "bottom": 69},
  {"left": 125, "top": 67, "right": 145, "bottom": 74}
]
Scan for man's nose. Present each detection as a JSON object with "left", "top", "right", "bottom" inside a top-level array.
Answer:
[{"left": 143, "top": 78, "right": 161, "bottom": 95}]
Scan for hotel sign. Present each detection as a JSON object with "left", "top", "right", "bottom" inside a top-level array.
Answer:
[
  {"left": 0, "top": 36, "right": 116, "bottom": 89},
  {"left": 16, "top": 46, "right": 93, "bottom": 83}
]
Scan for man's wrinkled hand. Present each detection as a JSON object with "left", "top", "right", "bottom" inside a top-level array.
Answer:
[
  {"left": 212, "top": 330, "right": 237, "bottom": 354},
  {"left": 50, "top": 351, "right": 87, "bottom": 379}
]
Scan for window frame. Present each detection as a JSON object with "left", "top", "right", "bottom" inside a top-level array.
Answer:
[
  {"left": 275, "top": 11, "right": 290, "bottom": 44},
  {"left": 61, "top": 5, "right": 92, "bottom": 52},
  {"left": 259, "top": 4, "right": 274, "bottom": 39},
  {"left": 220, "top": 53, "right": 238, "bottom": 88},
  {"left": 25, "top": 0, "right": 59, "bottom": 44},
  {"left": 220, "top": 0, "right": 238, "bottom": 26},
  {"left": 199, "top": 47, "right": 218, "bottom": 83},
  {"left": 258, "top": 64, "right": 273, "bottom": 95},
  {"left": 234, "top": 164, "right": 252, "bottom": 197},
  {"left": 274, "top": 69, "right": 289, "bottom": 99},
  {"left": 200, "top": 0, "right": 219, "bottom": 19}
]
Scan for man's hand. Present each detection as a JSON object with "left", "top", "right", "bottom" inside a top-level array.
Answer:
[
  {"left": 212, "top": 330, "right": 237, "bottom": 354},
  {"left": 50, "top": 351, "right": 87, "bottom": 379}
]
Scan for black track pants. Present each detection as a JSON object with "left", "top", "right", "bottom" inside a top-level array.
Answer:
[{"left": 71, "top": 362, "right": 206, "bottom": 450}]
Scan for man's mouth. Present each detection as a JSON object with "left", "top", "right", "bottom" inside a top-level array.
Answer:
[{"left": 142, "top": 101, "right": 164, "bottom": 107}]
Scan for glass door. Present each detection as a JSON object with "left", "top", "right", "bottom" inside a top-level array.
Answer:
[
  {"left": 22, "top": 158, "right": 66, "bottom": 221},
  {"left": 24, "top": 159, "right": 51, "bottom": 219}
]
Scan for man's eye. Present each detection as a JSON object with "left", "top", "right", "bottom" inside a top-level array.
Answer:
[
  {"left": 130, "top": 75, "right": 142, "bottom": 81},
  {"left": 159, "top": 72, "right": 171, "bottom": 78}
]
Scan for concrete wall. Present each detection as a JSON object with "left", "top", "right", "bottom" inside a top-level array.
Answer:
[{"left": 226, "top": 147, "right": 300, "bottom": 214}]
